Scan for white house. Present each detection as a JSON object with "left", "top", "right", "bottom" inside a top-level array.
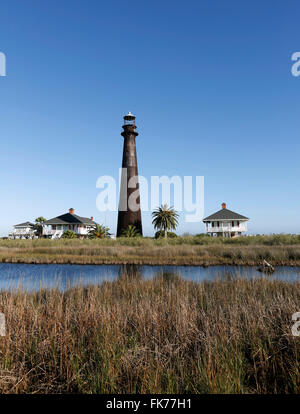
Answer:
[
  {"left": 203, "top": 203, "right": 249, "bottom": 237},
  {"left": 43, "top": 208, "right": 96, "bottom": 239},
  {"left": 9, "top": 222, "right": 36, "bottom": 239}
]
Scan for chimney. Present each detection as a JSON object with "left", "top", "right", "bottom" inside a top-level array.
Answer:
[
  {"left": 69, "top": 208, "right": 74, "bottom": 214},
  {"left": 222, "top": 203, "right": 226, "bottom": 209},
  {"left": 91, "top": 216, "right": 93, "bottom": 221}
]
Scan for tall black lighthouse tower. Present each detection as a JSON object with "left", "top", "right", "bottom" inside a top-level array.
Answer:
[{"left": 117, "top": 112, "right": 143, "bottom": 237}]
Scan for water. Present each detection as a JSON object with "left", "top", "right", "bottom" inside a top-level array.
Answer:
[{"left": 0, "top": 263, "right": 298, "bottom": 292}]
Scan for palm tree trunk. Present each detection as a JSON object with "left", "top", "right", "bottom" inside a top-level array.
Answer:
[{"left": 164, "top": 228, "right": 167, "bottom": 239}]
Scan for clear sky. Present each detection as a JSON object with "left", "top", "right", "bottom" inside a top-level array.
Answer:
[{"left": 0, "top": 0, "right": 299, "bottom": 236}]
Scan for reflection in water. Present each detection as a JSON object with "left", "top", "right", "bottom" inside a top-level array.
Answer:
[
  {"left": 217, "top": 271, "right": 240, "bottom": 282},
  {"left": 118, "top": 264, "right": 142, "bottom": 280},
  {"left": 153, "top": 271, "right": 182, "bottom": 285},
  {"left": 0, "top": 263, "right": 298, "bottom": 292}
]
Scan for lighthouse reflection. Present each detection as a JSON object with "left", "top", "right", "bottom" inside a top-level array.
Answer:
[
  {"left": 117, "top": 265, "right": 183, "bottom": 284},
  {"left": 153, "top": 271, "right": 182, "bottom": 285},
  {"left": 118, "top": 264, "right": 142, "bottom": 280}
]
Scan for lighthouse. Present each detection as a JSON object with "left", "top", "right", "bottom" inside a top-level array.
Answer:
[{"left": 117, "top": 112, "right": 143, "bottom": 237}]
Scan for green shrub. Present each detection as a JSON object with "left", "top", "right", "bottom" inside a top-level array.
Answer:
[
  {"left": 155, "top": 230, "right": 177, "bottom": 239},
  {"left": 62, "top": 230, "right": 77, "bottom": 239}
]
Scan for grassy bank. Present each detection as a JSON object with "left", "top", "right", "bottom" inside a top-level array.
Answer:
[
  {"left": 0, "top": 276, "right": 299, "bottom": 393},
  {"left": 0, "top": 235, "right": 300, "bottom": 265}
]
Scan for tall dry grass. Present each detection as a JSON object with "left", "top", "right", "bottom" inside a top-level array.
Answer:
[
  {"left": 0, "top": 237, "right": 300, "bottom": 265},
  {"left": 0, "top": 276, "right": 299, "bottom": 393}
]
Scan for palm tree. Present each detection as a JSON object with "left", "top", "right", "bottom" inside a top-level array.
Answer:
[
  {"left": 34, "top": 217, "right": 46, "bottom": 238},
  {"left": 121, "top": 225, "right": 140, "bottom": 238},
  {"left": 152, "top": 204, "right": 179, "bottom": 238},
  {"left": 88, "top": 224, "right": 111, "bottom": 239}
]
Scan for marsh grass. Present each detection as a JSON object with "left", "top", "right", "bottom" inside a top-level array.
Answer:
[
  {"left": 0, "top": 276, "right": 299, "bottom": 393},
  {"left": 0, "top": 236, "right": 300, "bottom": 265}
]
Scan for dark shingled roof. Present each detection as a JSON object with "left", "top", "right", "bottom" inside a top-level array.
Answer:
[
  {"left": 44, "top": 213, "right": 95, "bottom": 226},
  {"left": 14, "top": 221, "right": 35, "bottom": 227},
  {"left": 203, "top": 208, "right": 249, "bottom": 222}
]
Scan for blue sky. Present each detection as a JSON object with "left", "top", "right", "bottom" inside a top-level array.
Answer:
[{"left": 0, "top": 0, "right": 299, "bottom": 236}]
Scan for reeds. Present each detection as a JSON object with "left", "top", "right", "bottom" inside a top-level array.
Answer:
[
  {"left": 0, "top": 276, "right": 299, "bottom": 393},
  {"left": 0, "top": 236, "right": 300, "bottom": 265}
]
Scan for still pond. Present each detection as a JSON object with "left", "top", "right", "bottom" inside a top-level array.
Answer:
[{"left": 0, "top": 263, "right": 299, "bottom": 291}]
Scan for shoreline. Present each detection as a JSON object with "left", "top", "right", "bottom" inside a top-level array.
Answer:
[
  {"left": 1, "top": 257, "right": 300, "bottom": 266},
  {"left": 0, "top": 237, "right": 299, "bottom": 267}
]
